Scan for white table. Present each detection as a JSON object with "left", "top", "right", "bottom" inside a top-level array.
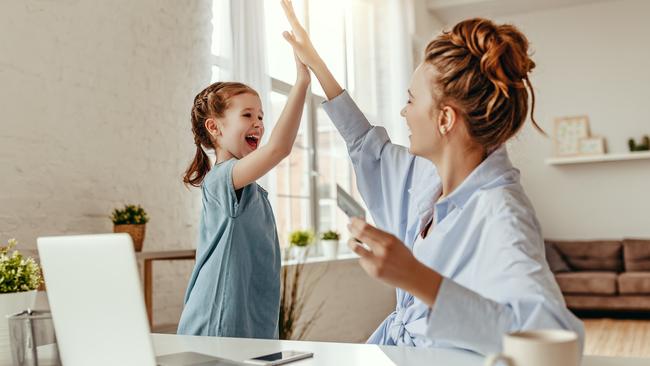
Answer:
[{"left": 152, "top": 334, "right": 650, "bottom": 366}]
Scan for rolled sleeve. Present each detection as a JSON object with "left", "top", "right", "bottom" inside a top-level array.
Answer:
[
  {"left": 426, "top": 278, "right": 515, "bottom": 354},
  {"left": 426, "top": 277, "right": 585, "bottom": 355}
]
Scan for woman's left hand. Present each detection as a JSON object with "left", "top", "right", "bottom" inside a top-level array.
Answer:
[{"left": 347, "top": 217, "right": 442, "bottom": 307}]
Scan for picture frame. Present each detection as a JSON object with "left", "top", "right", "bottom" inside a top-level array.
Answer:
[
  {"left": 553, "top": 116, "right": 591, "bottom": 156},
  {"left": 578, "top": 136, "right": 606, "bottom": 156}
]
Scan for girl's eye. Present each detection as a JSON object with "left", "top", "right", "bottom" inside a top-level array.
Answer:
[
  {"left": 243, "top": 113, "right": 252, "bottom": 118},
  {"left": 258, "top": 116, "right": 263, "bottom": 121}
]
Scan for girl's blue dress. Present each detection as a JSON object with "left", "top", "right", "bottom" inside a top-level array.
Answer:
[{"left": 177, "top": 158, "right": 281, "bottom": 339}]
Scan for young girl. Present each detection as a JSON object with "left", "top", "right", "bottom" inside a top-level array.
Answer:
[{"left": 177, "top": 54, "right": 310, "bottom": 339}]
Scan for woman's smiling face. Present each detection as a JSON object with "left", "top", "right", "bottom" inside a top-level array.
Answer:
[
  {"left": 401, "top": 63, "right": 444, "bottom": 160},
  {"left": 212, "top": 93, "right": 265, "bottom": 160}
]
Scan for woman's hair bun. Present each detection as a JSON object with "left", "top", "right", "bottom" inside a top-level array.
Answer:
[{"left": 449, "top": 18, "right": 534, "bottom": 97}]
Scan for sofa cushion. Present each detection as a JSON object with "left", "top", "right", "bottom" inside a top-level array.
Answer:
[
  {"left": 618, "top": 272, "right": 650, "bottom": 295},
  {"left": 544, "top": 241, "right": 570, "bottom": 273},
  {"left": 555, "top": 272, "right": 618, "bottom": 295},
  {"left": 564, "top": 295, "right": 650, "bottom": 311},
  {"left": 551, "top": 240, "right": 623, "bottom": 272},
  {"left": 623, "top": 238, "right": 650, "bottom": 271}
]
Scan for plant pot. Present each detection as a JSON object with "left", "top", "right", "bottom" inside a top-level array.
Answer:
[
  {"left": 321, "top": 240, "right": 339, "bottom": 259},
  {"left": 291, "top": 245, "right": 310, "bottom": 262},
  {"left": 0, "top": 290, "right": 37, "bottom": 362},
  {"left": 113, "top": 224, "right": 146, "bottom": 252}
]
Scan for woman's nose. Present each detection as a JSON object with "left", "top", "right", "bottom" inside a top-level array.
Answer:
[{"left": 400, "top": 107, "right": 406, "bottom": 117}]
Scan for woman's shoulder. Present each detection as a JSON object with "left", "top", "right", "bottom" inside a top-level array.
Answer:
[{"left": 474, "top": 180, "right": 536, "bottom": 219}]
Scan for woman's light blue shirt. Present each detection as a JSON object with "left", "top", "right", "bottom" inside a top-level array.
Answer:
[
  {"left": 322, "top": 91, "right": 584, "bottom": 355},
  {"left": 177, "top": 158, "right": 281, "bottom": 339}
]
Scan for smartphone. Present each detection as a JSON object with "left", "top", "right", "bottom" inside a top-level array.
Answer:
[{"left": 244, "top": 351, "right": 313, "bottom": 365}]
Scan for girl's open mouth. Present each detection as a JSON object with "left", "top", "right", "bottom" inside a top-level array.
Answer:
[{"left": 245, "top": 135, "right": 259, "bottom": 150}]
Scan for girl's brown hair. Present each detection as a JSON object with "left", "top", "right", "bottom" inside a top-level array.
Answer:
[
  {"left": 183, "top": 82, "right": 258, "bottom": 187},
  {"left": 424, "top": 18, "right": 544, "bottom": 152}
]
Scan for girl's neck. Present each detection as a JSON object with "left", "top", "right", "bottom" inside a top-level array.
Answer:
[
  {"left": 434, "top": 144, "right": 486, "bottom": 200},
  {"left": 215, "top": 147, "right": 235, "bottom": 165}
]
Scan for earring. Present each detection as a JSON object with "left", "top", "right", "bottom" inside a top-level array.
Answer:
[{"left": 440, "top": 127, "right": 447, "bottom": 135}]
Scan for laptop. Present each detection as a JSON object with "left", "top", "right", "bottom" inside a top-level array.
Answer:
[{"left": 37, "top": 233, "right": 246, "bottom": 366}]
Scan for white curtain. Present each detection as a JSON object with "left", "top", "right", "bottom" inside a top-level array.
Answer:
[
  {"left": 212, "top": 0, "right": 275, "bottom": 193},
  {"left": 348, "top": 0, "right": 414, "bottom": 147}
]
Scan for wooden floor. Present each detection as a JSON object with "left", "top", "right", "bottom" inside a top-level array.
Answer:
[
  {"left": 584, "top": 318, "right": 650, "bottom": 357},
  {"left": 156, "top": 319, "right": 650, "bottom": 357}
]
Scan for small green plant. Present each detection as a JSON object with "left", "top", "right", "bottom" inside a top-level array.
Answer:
[
  {"left": 289, "top": 230, "right": 314, "bottom": 247},
  {"left": 0, "top": 239, "right": 43, "bottom": 293},
  {"left": 628, "top": 135, "right": 650, "bottom": 152},
  {"left": 320, "top": 230, "right": 340, "bottom": 241},
  {"left": 111, "top": 204, "right": 149, "bottom": 225}
]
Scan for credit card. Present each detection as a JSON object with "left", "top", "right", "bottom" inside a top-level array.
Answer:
[{"left": 336, "top": 184, "right": 366, "bottom": 219}]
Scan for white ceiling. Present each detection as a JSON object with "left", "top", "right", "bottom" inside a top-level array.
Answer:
[{"left": 427, "top": 0, "right": 624, "bottom": 25}]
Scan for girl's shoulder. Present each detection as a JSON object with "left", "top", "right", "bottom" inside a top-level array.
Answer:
[{"left": 202, "top": 159, "right": 240, "bottom": 211}]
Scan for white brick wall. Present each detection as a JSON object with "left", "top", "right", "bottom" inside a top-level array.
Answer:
[
  {"left": 0, "top": 0, "right": 213, "bottom": 326},
  {"left": 0, "top": 0, "right": 396, "bottom": 339}
]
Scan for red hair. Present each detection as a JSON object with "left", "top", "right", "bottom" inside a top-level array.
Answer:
[
  {"left": 425, "top": 18, "right": 544, "bottom": 151},
  {"left": 182, "top": 82, "right": 258, "bottom": 187}
]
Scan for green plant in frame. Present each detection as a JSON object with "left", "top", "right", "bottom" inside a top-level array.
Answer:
[
  {"left": 0, "top": 239, "right": 43, "bottom": 293},
  {"left": 111, "top": 204, "right": 149, "bottom": 225},
  {"left": 289, "top": 230, "right": 314, "bottom": 247},
  {"left": 320, "top": 230, "right": 340, "bottom": 241}
]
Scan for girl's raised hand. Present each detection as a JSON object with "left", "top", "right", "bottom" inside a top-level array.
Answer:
[
  {"left": 294, "top": 51, "right": 310, "bottom": 85},
  {"left": 281, "top": 0, "right": 321, "bottom": 68}
]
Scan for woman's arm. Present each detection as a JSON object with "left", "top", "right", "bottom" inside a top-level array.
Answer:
[
  {"left": 282, "top": 0, "right": 433, "bottom": 237},
  {"left": 281, "top": 0, "right": 342, "bottom": 101},
  {"left": 347, "top": 215, "right": 585, "bottom": 355},
  {"left": 232, "top": 55, "right": 310, "bottom": 190}
]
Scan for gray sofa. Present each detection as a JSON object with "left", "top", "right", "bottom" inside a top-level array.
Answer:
[{"left": 545, "top": 238, "right": 650, "bottom": 311}]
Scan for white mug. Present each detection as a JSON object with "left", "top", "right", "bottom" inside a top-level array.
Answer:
[{"left": 484, "top": 329, "right": 580, "bottom": 366}]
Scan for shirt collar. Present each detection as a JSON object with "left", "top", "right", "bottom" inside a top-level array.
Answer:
[
  {"left": 408, "top": 146, "right": 519, "bottom": 222},
  {"left": 441, "top": 145, "right": 518, "bottom": 211}
]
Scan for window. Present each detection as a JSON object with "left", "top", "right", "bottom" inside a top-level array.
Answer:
[
  {"left": 211, "top": 0, "right": 377, "bottom": 253},
  {"left": 210, "top": 0, "right": 232, "bottom": 82}
]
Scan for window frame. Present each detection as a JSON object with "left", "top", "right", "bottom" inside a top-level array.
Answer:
[{"left": 210, "top": 0, "right": 360, "bottom": 248}]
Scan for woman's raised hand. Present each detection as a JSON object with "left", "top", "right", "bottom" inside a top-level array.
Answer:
[{"left": 281, "top": 0, "right": 321, "bottom": 69}]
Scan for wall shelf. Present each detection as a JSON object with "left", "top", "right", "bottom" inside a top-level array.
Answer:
[{"left": 545, "top": 151, "right": 650, "bottom": 166}]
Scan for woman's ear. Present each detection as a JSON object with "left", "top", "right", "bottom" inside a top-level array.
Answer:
[{"left": 437, "top": 105, "right": 457, "bottom": 136}]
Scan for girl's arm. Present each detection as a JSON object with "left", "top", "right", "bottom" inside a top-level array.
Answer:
[
  {"left": 232, "top": 55, "right": 310, "bottom": 190},
  {"left": 281, "top": 0, "right": 342, "bottom": 101}
]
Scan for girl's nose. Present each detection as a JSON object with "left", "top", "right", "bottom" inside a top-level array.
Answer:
[{"left": 400, "top": 107, "right": 406, "bottom": 117}]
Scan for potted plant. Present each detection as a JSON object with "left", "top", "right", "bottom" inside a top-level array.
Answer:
[
  {"left": 320, "top": 230, "right": 340, "bottom": 259},
  {"left": 111, "top": 204, "right": 149, "bottom": 252},
  {"left": 289, "top": 230, "right": 314, "bottom": 262},
  {"left": 0, "top": 239, "right": 43, "bottom": 361}
]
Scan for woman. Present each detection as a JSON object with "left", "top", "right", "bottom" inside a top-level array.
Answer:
[{"left": 280, "top": 0, "right": 583, "bottom": 355}]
